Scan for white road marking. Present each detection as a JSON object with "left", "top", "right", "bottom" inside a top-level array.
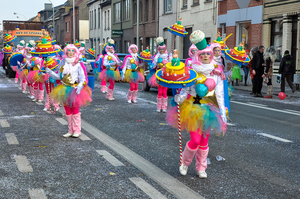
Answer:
[
  {"left": 226, "top": 123, "right": 236, "bottom": 126},
  {"left": 55, "top": 118, "right": 67, "bottom": 125},
  {"left": 115, "top": 91, "right": 157, "bottom": 105},
  {"left": 79, "top": 133, "right": 91, "bottom": 141},
  {"left": 0, "top": 119, "right": 10, "bottom": 127},
  {"left": 18, "top": 87, "right": 22, "bottom": 90},
  {"left": 14, "top": 155, "right": 33, "bottom": 172},
  {"left": 284, "top": 109, "right": 300, "bottom": 114},
  {"left": 36, "top": 102, "right": 43, "bottom": 106},
  {"left": 129, "top": 177, "right": 167, "bottom": 199},
  {"left": 96, "top": 150, "right": 125, "bottom": 167},
  {"left": 7, "top": 79, "right": 11, "bottom": 82},
  {"left": 257, "top": 133, "right": 293, "bottom": 143},
  {"left": 5, "top": 133, "right": 19, "bottom": 145},
  {"left": 248, "top": 102, "right": 268, "bottom": 107},
  {"left": 29, "top": 189, "right": 47, "bottom": 199},
  {"left": 231, "top": 100, "right": 300, "bottom": 117},
  {"left": 0, "top": 110, "right": 3, "bottom": 116},
  {"left": 82, "top": 120, "right": 204, "bottom": 199}
]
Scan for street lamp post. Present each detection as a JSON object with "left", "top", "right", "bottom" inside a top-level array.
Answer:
[
  {"left": 48, "top": 0, "right": 55, "bottom": 40},
  {"left": 13, "top": 13, "right": 28, "bottom": 21},
  {"left": 73, "top": 0, "right": 75, "bottom": 44}
]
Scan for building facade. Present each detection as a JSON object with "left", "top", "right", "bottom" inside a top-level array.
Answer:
[
  {"left": 179, "top": 0, "right": 218, "bottom": 59},
  {"left": 262, "top": 0, "right": 300, "bottom": 72},
  {"left": 111, "top": 0, "right": 134, "bottom": 53},
  {"left": 218, "top": 0, "right": 263, "bottom": 52},
  {"left": 132, "top": 0, "right": 159, "bottom": 55},
  {"left": 87, "top": 0, "right": 102, "bottom": 55}
]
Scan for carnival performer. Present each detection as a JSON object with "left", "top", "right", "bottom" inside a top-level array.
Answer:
[
  {"left": 167, "top": 31, "right": 227, "bottom": 178},
  {"left": 46, "top": 44, "right": 92, "bottom": 138},
  {"left": 122, "top": 44, "right": 144, "bottom": 103},
  {"left": 96, "top": 43, "right": 107, "bottom": 93},
  {"left": 13, "top": 40, "right": 25, "bottom": 84},
  {"left": 149, "top": 37, "right": 172, "bottom": 112},
  {"left": 21, "top": 41, "right": 36, "bottom": 97},
  {"left": 27, "top": 57, "right": 44, "bottom": 102},
  {"left": 99, "top": 39, "right": 122, "bottom": 100},
  {"left": 40, "top": 57, "right": 60, "bottom": 111},
  {"left": 263, "top": 46, "right": 276, "bottom": 98},
  {"left": 185, "top": 44, "right": 198, "bottom": 68}
]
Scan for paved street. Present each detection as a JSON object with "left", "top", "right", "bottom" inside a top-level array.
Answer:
[{"left": 1, "top": 68, "right": 300, "bottom": 199}]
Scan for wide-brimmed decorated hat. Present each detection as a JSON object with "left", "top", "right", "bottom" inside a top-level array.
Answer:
[
  {"left": 156, "top": 50, "right": 198, "bottom": 89},
  {"left": 138, "top": 48, "right": 153, "bottom": 62},
  {"left": 37, "top": 34, "right": 56, "bottom": 45},
  {"left": 86, "top": 48, "right": 95, "bottom": 58},
  {"left": 190, "top": 30, "right": 207, "bottom": 51},
  {"left": 224, "top": 41, "right": 250, "bottom": 66},
  {"left": 167, "top": 18, "right": 188, "bottom": 37},
  {"left": 31, "top": 38, "right": 60, "bottom": 58},
  {"left": 4, "top": 33, "right": 17, "bottom": 44},
  {"left": 2, "top": 45, "right": 15, "bottom": 54},
  {"left": 9, "top": 52, "right": 24, "bottom": 66},
  {"left": 75, "top": 41, "right": 81, "bottom": 48},
  {"left": 213, "top": 32, "right": 232, "bottom": 52},
  {"left": 40, "top": 57, "right": 61, "bottom": 72}
]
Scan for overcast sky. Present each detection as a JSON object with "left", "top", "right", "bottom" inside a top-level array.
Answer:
[{"left": 0, "top": 0, "right": 68, "bottom": 30}]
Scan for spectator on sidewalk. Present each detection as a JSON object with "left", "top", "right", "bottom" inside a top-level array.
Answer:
[
  {"left": 263, "top": 46, "right": 276, "bottom": 98},
  {"left": 279, "top": 50, "right": 296, "bottom": 93},
  {"left": 242, "top": 49, "right": 250, "bottom": 86},
  {"left": 252, "top": 45, "right": 265, "bottom": 97},
  {"left": 249, "top": 46, "right": 258, "bottom": 95}
]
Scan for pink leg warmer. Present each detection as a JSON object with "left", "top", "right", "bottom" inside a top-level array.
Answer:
[
  {"left": 127, "top": 89, "right": 133, "bottom": 101},
  {"left": 72, "top": 113, "right": 81, "bottom": 135},
  {"left": 182, "top": 142, "right": 198, "bottom": 167},
  {"left": 162, "top": 97, "right": 168, "bottom": 110},
  {"left": 157, "top": 97, "right": 162, "bottom": 110},
  {"left": 195, "top": 147, "right": 209, "bottom": 171},
  {"left": 132, "top": 90, "right": 138, "bottom": 102},
  {"left": 66, "top": 114, "right": 73, "bottom": 134}
]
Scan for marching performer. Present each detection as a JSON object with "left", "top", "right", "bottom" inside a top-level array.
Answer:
[
  {"left": 149, "top": 37, "right": 172, "bottom": 112},
  {"left": 167, "top": 31, "right": 227, "bottom": 178},
  {"left": 185, "top": 44, "right": 198, "bottom": 68},
  {"left": 99, "top": 39, "right": 122, "bottom": 100},
  {"left": 27, "top": 57, "right": 44, "bottom": 102},
  {"left": 46, "top": 44, "right": 92, "bottom": 138},
  {"left": 122, "top": 44, "right": 144, "bottom": 103}
]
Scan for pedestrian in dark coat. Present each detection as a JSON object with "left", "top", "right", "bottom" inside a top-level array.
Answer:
[
  {"left": 252, "top": 45, "right": 265, "bottom": 97},
  {"left": 279, "top": 50, "right": 296, "bottom": 93}
]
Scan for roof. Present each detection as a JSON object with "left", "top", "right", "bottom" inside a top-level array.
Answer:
[{"left": 86, "top": 0, "right": 99, "bottom": 7}]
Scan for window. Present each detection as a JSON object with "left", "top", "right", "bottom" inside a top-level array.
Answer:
[
  {"left": 104, "top": 11, "right": 106, "bottom": 29},
  {"left": 145, "top": 0, "right": 148, "bottom": 22},
  {"left": 165, "top": 0, "right": 172, "bottom": 13},
  {"left": 139, "top": 1, "right": 143, "bottom": 22},
  {"left": 65, "top": 22, "right": 69, "bottom": 32},
  {"left": 193, "top": 0, "right": 199, "bottom": 5},
  {"left": 183, "top": 0, "right": 187, "bottom": 7},
  {"left": 98, "top": 8, "right": 101, "bottom": 28},
  {"left": 237, "top": 22, "right": 251, "bottom": 50},
  {"left": 152, "top": 0, "right": 156, "bottom": 20},
  {"left": 115, "top": 3, "right": 121, "bottom": 23},
  {"left": 89, "top": 11, "right": 92, "bottom": 29},
  {"left": 94, "top": 9, "right": 96, "bottom": 29},
  {"left": 91, "top": 10, "right": 93, "bottom": 29},
  {"left": 271, "top": 18, "right": 283, "bottom": 62},
  {"left": 134, "top": 3, "right": 137, "bottom": 23},
  {"left": 124, "top": 0, "right": 130, "bottom": 20},
  {"left": 108, "top": 10, "right": 110, "bottom": 29}
]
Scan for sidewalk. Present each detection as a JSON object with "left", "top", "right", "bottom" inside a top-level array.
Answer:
[{"left": 232, "top": 83, "right": 300, "bottom": 98}]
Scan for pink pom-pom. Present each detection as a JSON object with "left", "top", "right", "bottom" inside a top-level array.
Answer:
[
  {"left": 135, "top": 61, "right": 139, "bottom": 66},
  {"left": 34, "top": 59, "right": 40, "bottom": 65},
  {"left": 205, "top": 78, "right": 216, "bottom": 91},
  {"left": 162, "top": 60, "right": 168, "bottom": 65}
]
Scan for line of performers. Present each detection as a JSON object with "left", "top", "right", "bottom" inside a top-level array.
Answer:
[{"left": 1, "top": 28, "right": 237, "bottom": 179}]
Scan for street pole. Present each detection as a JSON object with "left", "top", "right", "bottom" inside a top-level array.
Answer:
[
  {"left": 137, "top": 1, "right": 139, "bottom": 48},
  {"left": 49, "top": 0, "right": 55, "bottom": 40},
  {"left": 73, "top": 0, "right": 75, "bottom": 44}
]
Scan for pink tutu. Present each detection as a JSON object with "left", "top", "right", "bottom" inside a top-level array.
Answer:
[
  {"left": 98, "top": 69, "right": 107, "bottom": 81},
  {"left": 18, "top": 69, "right": 28, "bottom": 81},
  {"left": 148, "top": 74, "right": 158, "bottom": 87}
]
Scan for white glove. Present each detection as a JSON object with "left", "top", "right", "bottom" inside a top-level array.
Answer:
[
  {"left": 174, "top": 94, "right": 182, "bottom": 103},
  {"left": 45, "top": 68, "right": 51, "bottom": 73},
  {"left": 76, "top": 84, "right": 83, "bottom": 94},
  {"left": 222, "top": 116, "right": 227, "bottom": 124},
  {"left": 109, "top": 62, "right": 116, "bottom": 66},
  {"left": 17, "top": 61, "right": 21, "bottom": 65}
]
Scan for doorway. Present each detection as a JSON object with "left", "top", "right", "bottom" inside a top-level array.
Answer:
[{"left": 183, "top": 28, "right": 193, "bottom": 59}]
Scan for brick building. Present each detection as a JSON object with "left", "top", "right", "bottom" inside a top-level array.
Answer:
[
  {"left": 217, "top": 0, "right": 263, "bottom": 51},
  {"left": 262, "top": 0, "right": 300, "bottom": 73},
  {"left": 132, "top": 0, "right": 158, "bottom": 55}
]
